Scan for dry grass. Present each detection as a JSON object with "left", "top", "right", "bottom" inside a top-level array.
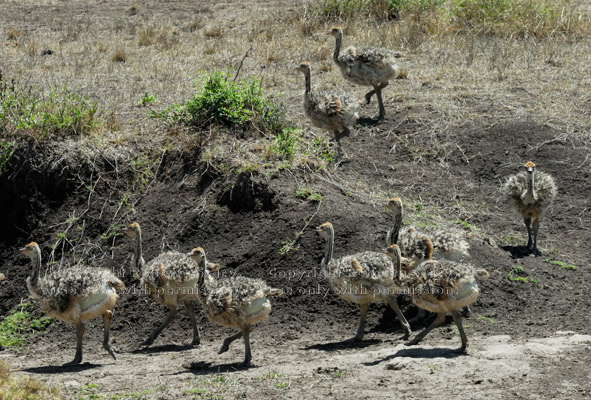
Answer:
[
  {"left": 6, "top": 28, "right": 22, "bottom": 41},
  {"left": 111, "top": 47, "right": 127, "bottom": 63},
  {"left": 0, "top": 361, "right": 61, "bottom": 399},
  {"left": 0, "top": 0, "right": 590, "bottom": 168}
]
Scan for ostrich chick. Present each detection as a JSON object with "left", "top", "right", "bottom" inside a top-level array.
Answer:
[
  {"left": 502, "top": 161, "right": 557, "bottom": 256},
  {"left": 327, "top": 26, "right": 402, "bottom": 119},
  {"left": 385, "top": 196, "right": 470, "bottom": 262},
  {"left": 187, "top": 247, "right": 282, "bottom": 367},
  {"left": 124, "top": 222, "right": 220, "bottom": 347},
  {"left": 20, "top": 242, "right": 124, "bottom": 365},
  {"left": 316, "top": 222, "right": 411, "bottom": 341},
  {"left": 385, "top": 244, "right": 489, "bottom": 352},
  {"left": 296, "top": 61, "right": 359, "bottom": 144}
]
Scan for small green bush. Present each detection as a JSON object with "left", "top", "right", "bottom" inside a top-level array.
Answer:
[
  {"left": 154, "top": 70, "right": 288, "bottom": 135},
  {"left": 272, "top": 127, "right": 300, "bottom": 160},
  {"left": 0, "top": 75, "right": 97, "bottom": 139}
]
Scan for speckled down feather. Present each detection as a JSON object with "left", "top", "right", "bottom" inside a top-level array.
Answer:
[
  {"left": 35, "top": 267, "right": 124, "bottom": 313},
  {"left": 404, "top": 259, "right": 486, "bottom": 301},
  {"left": 428, "top": 229, "right": 470, "bottom": 261},
  {"left": 203, "top": 275, "right": 282, "bottom": 316},
  {"left": 305, "top": 90, "right": 359, "bottom": 131},
  {"left": 328, "top": 251, "right": 394, "bottom": 281},
  {"left": 503, "top": 170, "right": 557, "bottom": 216},
  {"left": 337, "top": 46, "right": 400, "bottom": 85},
  {"left": 142, "top": 251, "right": 199, "bottom": 288},
  {"left": 397, "top": 227, "right": 433, "bottom": 262}
]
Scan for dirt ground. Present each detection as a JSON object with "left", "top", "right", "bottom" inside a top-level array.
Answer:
[{"left": 1, "top": 1, "right": 591, "bottom": 399}]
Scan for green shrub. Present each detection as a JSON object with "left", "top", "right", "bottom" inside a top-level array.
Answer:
[
  {"left": 272, "top": 127, "right": 300, "bottom": 160},
  {"left": 154, "top": 70, "right": 287, "bottom": 135},
  {"left": 0, "top": 75, "right": 97, "bottom": 139}
]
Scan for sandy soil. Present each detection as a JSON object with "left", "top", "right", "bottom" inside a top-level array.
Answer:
[{"left": 3, "top": 330, "right": 590, "bottom": 399}]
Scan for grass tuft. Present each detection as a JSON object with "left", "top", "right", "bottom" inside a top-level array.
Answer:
[
  {"left": 111, "top": 48, "right": 127, "bottom": 63},
  {"left": 0, "top": 74, "right": 98, "bottom": 140},
  {"left": 0, "top": 361, "right": 60, "bottom": 399},
  {"left": 544, "top": 258, "right": 578, "bottom": 270}
]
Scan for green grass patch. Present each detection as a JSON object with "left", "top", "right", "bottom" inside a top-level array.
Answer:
[
  {"left": 502, "top": 233, "right": 523, "bottom": 245},
  {"left": 544, "top": 258, "right": 578, "bottom": 270},
  {"left": 506, "top": 265, "right": 537, "bottom": 283},
  {"left": 0, "top": 73, "right": 97, "bottom": 140},
  {"left": 477, "top": 315, "right": 498, "bottom": 324},
  {"left": 185, "top": 375, "right": 229, "bottom": 399},
  {"left": 454, "top": 218, "right": 474, "bottom": 231},
  {"left": 152, "top": 70, "right": 287, "bottom": 135},
  {"left": 296, "top": 188, "right": 323, "bottom": 202},
  {"left": 0, "top": 300, "right": 51, "bottom": 348}
]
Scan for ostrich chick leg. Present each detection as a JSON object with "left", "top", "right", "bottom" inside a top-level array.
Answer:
[
  {"left": 531, "top": 218, "right": 542, "bottom": 256},
  {"left": 524, "top": 217, "right": 533, "bottom": 250},
  {"left": 354, "top": 303, "right": 370, "bottom": 341},
  {"left": 405, "top": 313, "right": 446, "bottom": 347},
  {"left": 241, "top": 325, "right": 252, "bottom": 367},
  {"left": 364, "top": 82, "right": 388, "bottom": 105},
  {"left": 219, "top": 331, "right": 243, "bottom": 354},
  {"left": 64, "top": 321, "right": 85, "bottom": 366},
  {"left": 451, "top": 310, "right": 469, "bottom": 352},
  {"left": 142, "top": 305, "right": 177, "bottom": 346},
  {"left": 386, "top": 297, "right": 411, "bottom": 339},
  {"left": 103, "top": 311, "right": 117, "bottom": 360},
  {"left": 184, "top": 301, "right": 201, "bottom": 346}
]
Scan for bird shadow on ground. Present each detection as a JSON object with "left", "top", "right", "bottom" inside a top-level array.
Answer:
[
  {"left": 130, "top": 343, "right": 194, "bottom": 354},
  {"left": 176, "top": 361, "right": 256, "bottom": 376},
  {"left": 499, "top": 245, "right": 532, "bottom": 259},
  {"left": 302, "top": 337, "right": 382, "bottom": 352},
  {"left": 363, "top": 346, "right": 467, "bottom": 366},
  {"left": 21, "top": 362, "right": 101, "bottom": 374},
  {"left": 356, "top": 116, "right": 381, "bottom": 127}
]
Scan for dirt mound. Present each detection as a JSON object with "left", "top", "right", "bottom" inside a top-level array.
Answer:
[{"left": 1, "top": 115, "right": 590, "bottom": 399}]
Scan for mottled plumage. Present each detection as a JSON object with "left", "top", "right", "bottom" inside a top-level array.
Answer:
[
  {"left": 428, "top": 229, "right": 470, "bottom": 262},
  {"left": 385, "top": 197, "right": 434, "bottom": 266},
  {"left": 386, "top": 245, "right": 489, "bottom": 352},
  {"left": 21, "top": 242, "right": 123, "bottom": 365},
  {"left": 502, "top": 162, "right": 557, "bottom": 256},
  {"left": 296, "top": 61, "right": 359, "bottom": 139},
  {"left": 188, "top": 247, "right": 281, "bottom": 367},
  {"left": 31, "top": 267, "right": 124, "bottom": 315},
  {"left": 316, "top": 222, "right": 411, "bottom": 341},
  {"left": 328, "top": 26, "right": 401, "bottom": 119},
  {"left": 386, "top": 197, "right": 469, "bottom": 264},
  {"left": 124, "top": 222, "right": 220, "bottom": 347},
  {"left": 142, "top": 251, "right": 199, "bottom": 297}
]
